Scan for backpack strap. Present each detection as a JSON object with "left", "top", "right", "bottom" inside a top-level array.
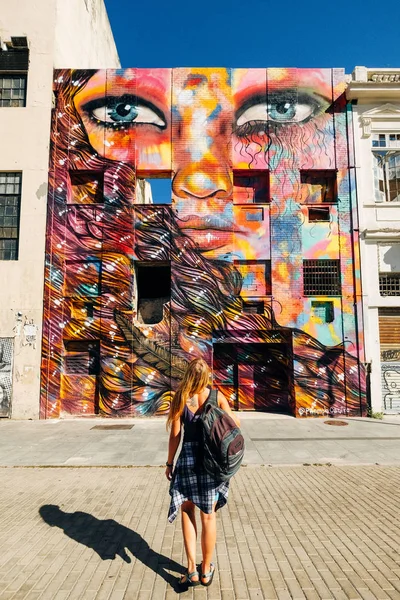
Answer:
[{"left": 207, "top": 388, "right": 218, "bottom": 407}]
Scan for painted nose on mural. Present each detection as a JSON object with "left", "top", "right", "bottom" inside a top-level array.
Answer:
[{"left": 172, "top": 166, "right": 232, "bottom": 199}]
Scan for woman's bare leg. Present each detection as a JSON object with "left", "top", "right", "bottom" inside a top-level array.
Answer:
[
  {"left": 200, "top": 503, "right": 217, "bottom": 582},
  {"left": 181, "top": 501, "right": 199, "bottom": 582}
]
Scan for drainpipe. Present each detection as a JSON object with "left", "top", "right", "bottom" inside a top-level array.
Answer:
[{"left": 346, "top": 98, "right": 365, "bottom": 417}]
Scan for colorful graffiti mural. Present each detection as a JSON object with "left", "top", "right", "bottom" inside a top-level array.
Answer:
[{"left": 40, "top": 68, "right": 366, "bottom": 418}]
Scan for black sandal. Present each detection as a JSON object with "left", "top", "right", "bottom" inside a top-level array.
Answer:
[
  {"left": 179, "top": 569, "right": 200, "bottom": 587},
  {"left": 201, "top": 563, "right": 215, "bottom": 586}
]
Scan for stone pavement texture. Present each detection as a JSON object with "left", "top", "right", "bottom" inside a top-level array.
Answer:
[
  {"left": 1, "top": 415, "right": 400, "bottom": 467},
  {"left": 1, "top": 465, "right": 400, "bottom": 600}
]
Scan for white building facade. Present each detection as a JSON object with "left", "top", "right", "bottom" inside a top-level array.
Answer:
[
  {"left": 0, "top": 0, "right": 120, "bottom": 419},
  {"left": 347, "top": 67, "right": 400, "bottom": 415}
]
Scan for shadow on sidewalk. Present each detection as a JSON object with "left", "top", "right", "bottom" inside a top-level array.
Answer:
[{"left": 39, "top": 504, "right": 185, "bottom": 592}]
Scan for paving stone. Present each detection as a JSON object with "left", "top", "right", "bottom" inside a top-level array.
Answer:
[{"left": 0, "top": 465, "right": 399, "bottom": 599}]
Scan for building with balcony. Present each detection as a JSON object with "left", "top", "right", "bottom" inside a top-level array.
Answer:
[{"left": 347, "top": 67, "right": 400, "bottom": 414}]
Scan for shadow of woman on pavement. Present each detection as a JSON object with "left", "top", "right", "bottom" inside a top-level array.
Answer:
[{"left": 39, "top": 504, "right": 185, "bottom": 591}]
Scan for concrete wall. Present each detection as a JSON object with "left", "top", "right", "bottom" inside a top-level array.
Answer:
[
  {"left": 0, "top": 0, "right": 119, "bottom": 419},
  {"left": 54, "top": 0, "right": 120, "bottom": 69}
]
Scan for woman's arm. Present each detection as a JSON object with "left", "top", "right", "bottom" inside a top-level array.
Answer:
[
  {"left": 165, "top": 417, "right": 182, "bottom": 481},
  {"left": 217, "top": 391, "right": 241, "bottom": 427}
]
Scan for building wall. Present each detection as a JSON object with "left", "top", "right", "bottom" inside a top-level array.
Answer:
[
  {"left": 348, "top": 68, "right": 400, "bottom": 414},
  {"left": 54, "top": 0, "right": 120, "bottom": 69},
  {"left": 41, "top": 67, "right": 366, "bottom": 419},
  {"left": 0, "top": 0, "right": 119, "bottom": 419}
]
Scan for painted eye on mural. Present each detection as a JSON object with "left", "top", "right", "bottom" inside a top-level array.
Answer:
[
  {"left": 234, "top": 90, "right": 325, "bottom": 136},
  {"left": 82, "top": 94, "right": 167, "bottom": 130}
]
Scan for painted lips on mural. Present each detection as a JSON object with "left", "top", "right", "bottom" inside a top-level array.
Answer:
[{"left": 40, "top": 68, "right": 366, "bottom": 419}]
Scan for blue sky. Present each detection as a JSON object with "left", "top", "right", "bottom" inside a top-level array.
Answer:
[{"left": 105, "top": 0, "right": 400, "bottom": 73}]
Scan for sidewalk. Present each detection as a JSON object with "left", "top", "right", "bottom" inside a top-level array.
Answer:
[
  {"left": 0, "top": 465, "right": 400, "bottom": 599},
  {"left": 1, "top": 414, "right": 400, "bottom": 467},
  {"left": 1, "top": 415, "right": 400, "bottom": 599}
]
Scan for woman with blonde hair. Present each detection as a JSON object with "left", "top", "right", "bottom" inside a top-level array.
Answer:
[{"left": 165, "top": 358, "right": 240, "bottom": 588}]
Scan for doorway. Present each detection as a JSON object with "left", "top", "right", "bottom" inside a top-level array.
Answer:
[{"left": 213, "top": 341, "right": 292, "bottom": 413}]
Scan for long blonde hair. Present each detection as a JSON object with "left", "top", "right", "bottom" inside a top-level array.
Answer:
[{"left": 167, "top": 358, "right": 210, "bottom": 429}]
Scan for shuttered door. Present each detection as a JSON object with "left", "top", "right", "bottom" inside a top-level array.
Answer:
[{"left": 379, "top": 308, "right": 400, "bottom": 413}]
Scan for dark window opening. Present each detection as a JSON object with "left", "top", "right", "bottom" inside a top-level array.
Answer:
[
  {"left": 64, "top": 340, "right": 100, "bottom": 375},
  {"left": 301, "top": 170, "right": 337, "bottom": 204},
  {"left": 303, "top": 260, "right": 341, "bottom": 296},
  {"left": 308, "top": 206, "right": 330, "bottom": 222},
  {"left": 136, "top": 175, "right": 172, "bottom": 205},
  {"left": 85, "top": 303, "right": 94, "bottom": 319},
  {"left": 379, "top": 273, "right": 400, "bottom": 296},
  {"left": 69, "top": 171, "right": 104, "bottom": 204},
  {"left": 233, "top": 172, "right": 269, "bottom": 204},
  {"left": 0, "top": 172, "right": 22, "bottom": 260},
  {"left": 136, "top": 262, "right": 171, "bottom": 324},
  {"left": 311, "top": 300, "right": 335, "bottom": 323},
  {"left": 70, "top": 301, "right": 95, "bottom": 321},
  {"left": 243, "top": 300, "right": 264, "bottom": 314},
  {"left": 234, "top": 260, "right": 271, "bottom": 297}
]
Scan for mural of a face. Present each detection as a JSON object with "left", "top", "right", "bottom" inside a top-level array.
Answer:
[{"left": 41, "top": 68, "right": 366, "bottom": 418}]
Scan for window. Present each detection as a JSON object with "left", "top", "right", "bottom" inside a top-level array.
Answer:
[
  {"left": 0, "top": 172, "right": 22, "bottom": 260},
  {"left": 303, "top": 260, "right": 341, "bottom": 296},
  {"left": 135, "top": 262, "right": 171, "bottom": 324},
  {"left": 234, "top": 260, "right": 271, "bottom": 297},
  {"left": 70, "top": 301, "right": 95, "bottom": 321},
  {"left": 379, "top": 273, "right": 400, "bottom": 296},
  {"left": 0, "top": 75, "right": 27, "bottom": 107},
  {"left": 311, "top": 300, "right": 334, "bottom": 323},
  {"left": 69, "top": 171, "right": 103, "bottom": 204},
  {"left": 136, "top": 175, "right": 172, "bottom": 204},
  {"left": 233, "top": 172, "right": 269, "bottom": 204},
  {"left": 242, "top": 207, "right": 264, "bottom": 222},
  {"left": 372, "top": 133, "right": 400, "bottom": 149},
  {"left": 308, "top": 207, "right": 330, "bottom": 222},
  {"left": 243, "top": 300, "right": 264, "bottom": 314},
  {"left": 0, "top": 38, "right": 29, "bottom": 108},
  {"left": 373, "top": 152, "right": 400, "bottom": 203},
  {"left": 64, "top": 341, "right": 100, "bottom": 375},
  {"left": 300, "top": 171, "right": 337, "bottom": 204}
]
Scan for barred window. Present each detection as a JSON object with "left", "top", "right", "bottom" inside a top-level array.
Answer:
[
  {"left": 379, "top": 273, "right": 400, "bottom": 296},
  {"left": 303, "top": 260, "right": 341, "bottom": 296},
  {"left": 0, "top": 75, "right": 27, "bottom": 107},
  {"left": 0, "top": 172, "right": 22, "bottom": 260},
  {"left": 64, "top": 341, "right": 100, "bottom": 375}
]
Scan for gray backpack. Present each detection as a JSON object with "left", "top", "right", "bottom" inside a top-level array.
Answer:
[{"left": 197, "top": 389, "right": 245, "bottom": 481}]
